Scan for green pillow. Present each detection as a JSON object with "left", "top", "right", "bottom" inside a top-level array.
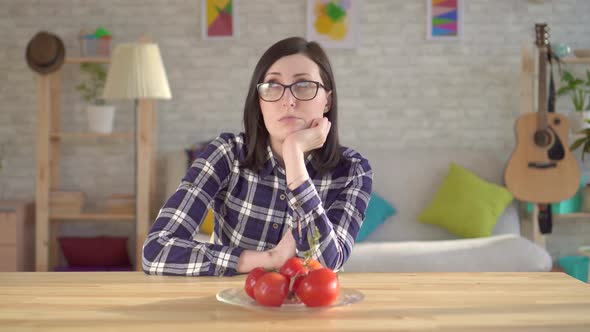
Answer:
[{"left": 418, "top": 163, "right": 513, "bottom": 238}]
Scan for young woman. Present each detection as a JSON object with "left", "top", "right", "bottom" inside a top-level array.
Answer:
[{"left": 142, "top": 37, "right": 373, "bottom": 276}]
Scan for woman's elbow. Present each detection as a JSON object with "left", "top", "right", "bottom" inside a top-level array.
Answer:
[{"left": 141, "top": 237, "right": 161, "bottom": 275}]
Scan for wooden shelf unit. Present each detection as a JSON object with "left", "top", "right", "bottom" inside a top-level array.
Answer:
[
  {"left": 35, "top": 56, "right": 158, "bottom": 272},
  {"left": 518, "top": 47, "right": 590, "bottom": 249},
  {"left": 50, "top": 132, "right": 135, "bottom": 140},
  {"left": 0, "top": 201, "right": 35, "bottom": 271},
  {"left": 553, "top": 212, "right": 590, "bottom": 219},
  {"left": 50, "top": 212, "right": 136, "bottom": 221},
  {"left": 523, "top": 212, "right": 590, "bottom": 220},
  {"left": 561, "top": 56, "right": 590, "bottom": 64},
  {"left": 65, "top": 57, "right": 110, "bottom": 64}
]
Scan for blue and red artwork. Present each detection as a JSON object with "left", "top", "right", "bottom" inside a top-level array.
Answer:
[{"left": 430, "top": 0, "right": 460, "bottom": 38}]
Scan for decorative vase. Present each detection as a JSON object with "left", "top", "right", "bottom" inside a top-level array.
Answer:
[
  {"left": 87, "top": 105, "right": 115, "bottom": 133},
  {"left": 552, "top": 43, "right": 572, "bottom": 58}
]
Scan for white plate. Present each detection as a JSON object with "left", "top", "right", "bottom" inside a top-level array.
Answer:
[{"left": 216, "top": 287, "right": 364, "bottom": 311}]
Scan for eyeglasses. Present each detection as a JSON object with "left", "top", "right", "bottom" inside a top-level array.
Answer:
[{"left": 256, "top": 81, "right": 328, "bottom": 102}]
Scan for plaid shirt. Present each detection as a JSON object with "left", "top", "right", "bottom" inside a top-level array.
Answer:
[{"left": 142, "top": 133, "right": 373, "bottom": 276}]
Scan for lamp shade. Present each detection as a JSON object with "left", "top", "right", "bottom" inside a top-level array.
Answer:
[{"left": 103, "top": 43, "right": 171, "bottom": 100}]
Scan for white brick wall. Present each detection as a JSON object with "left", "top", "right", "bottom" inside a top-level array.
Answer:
[{"left": 1, "top": 0, "right": 589, "bottom": 262}]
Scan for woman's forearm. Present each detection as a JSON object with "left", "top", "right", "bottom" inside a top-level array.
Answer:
[
  {"left": 283, "top": 144, "right": 309, "bottom": 190},
  {"left": 236, "top": 229, "right": 297, "bottom": 273}
]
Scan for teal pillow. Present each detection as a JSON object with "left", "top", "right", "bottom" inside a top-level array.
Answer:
[
  {"left": 356, "top": 193, "right": 396, "bottom": 242},
  {"left": 418, "top": 163, "right": 513, "bottom": 238}
]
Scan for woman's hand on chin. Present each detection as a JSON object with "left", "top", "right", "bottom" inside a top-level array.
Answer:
[{"left": 283, "top": 117, "right": 331, "bottom": 155}]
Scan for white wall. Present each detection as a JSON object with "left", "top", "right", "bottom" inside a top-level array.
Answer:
[{"left": 1, "top": 0, "right": 589, "bottom": 261}]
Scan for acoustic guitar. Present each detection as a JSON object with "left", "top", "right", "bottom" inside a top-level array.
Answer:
[{"left": 504, "top": 23, "right": 580, "bottom": 204}]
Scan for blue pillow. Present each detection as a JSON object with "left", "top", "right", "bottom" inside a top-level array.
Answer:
[{"left": 356, "top": 193, "right": 396, "bottom": 242}]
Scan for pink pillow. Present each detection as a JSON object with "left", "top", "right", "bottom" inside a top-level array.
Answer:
[{"left": 58, "top": 236, "right": 131, "bottom": 267}]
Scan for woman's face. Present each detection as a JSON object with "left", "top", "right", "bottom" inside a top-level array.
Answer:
[{"left": 258, "top": 53, "right": 331, "bottom": 144}]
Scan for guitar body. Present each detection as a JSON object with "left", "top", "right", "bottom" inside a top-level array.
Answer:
[{"left": 505, "top": 112, "right": 580, "bottom": 203}]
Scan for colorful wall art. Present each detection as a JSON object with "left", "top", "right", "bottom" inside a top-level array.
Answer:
[
  {"left": 202, "top": 0, "right": 238, "bottom": 39},
  {"left": 307, "top": 0, "right": 358, "bottom": 49},
  {"left": 426, "top": 0, "right": 463, "bottom": 40}
]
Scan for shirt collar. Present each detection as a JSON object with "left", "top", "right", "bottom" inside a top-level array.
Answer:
[{"left": 259, "top": 142, "right": 315, "bottom": 178}]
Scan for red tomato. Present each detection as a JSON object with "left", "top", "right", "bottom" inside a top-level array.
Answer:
[
  {"left": 279, "top": 257, "right": 309, "bottom": 279},
  {"left": 306, "top": 259, "right": 323, "bottom": 270},
  {"left": 244, "top": 267, "right": 267, "bottom": 300},
  {"left": 253, "top": 272, "right": 289, "bottom": 307},
  {"left": 292, "top": 274, "right": 305, "bottom": 294},
  {"left": 295, "top": 268, "right": 340, "bottom": 307}
]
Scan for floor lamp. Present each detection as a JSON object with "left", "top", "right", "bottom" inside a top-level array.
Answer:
[{"left": 102, "top": 40, "right": 171, "bottom": 270}]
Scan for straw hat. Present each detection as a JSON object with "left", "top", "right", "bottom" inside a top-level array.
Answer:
[{"left": 25, "top": 31, "right": 65, "bottom": 75}]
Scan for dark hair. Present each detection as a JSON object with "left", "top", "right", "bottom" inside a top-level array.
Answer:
[{"left": 242, "top": 37, "right": 341, "bottom": 175}]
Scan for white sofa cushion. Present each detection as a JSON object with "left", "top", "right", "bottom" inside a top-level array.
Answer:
[{"left": 343, "top": 234, "right": 552, "bottom": 272}]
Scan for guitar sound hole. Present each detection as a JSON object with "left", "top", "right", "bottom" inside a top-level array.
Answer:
[{"left": 534, "top": 130, "right": 552, "bottom": 147}]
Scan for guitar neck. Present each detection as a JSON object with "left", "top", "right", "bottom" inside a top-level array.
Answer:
[
  {"left": 537, "top": 45, "right": 548, "bottom": 130},
  {"left": 535, "top": 23, "right": 549, "bottom": 131}
]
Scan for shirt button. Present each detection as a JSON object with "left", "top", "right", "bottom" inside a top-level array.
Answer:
[
  {"left": 293, "top": 202, "right": 300, "bottom": 208},
  {"left": 219, "top": 268, "right": 225, "bottom": 276},
  {"left": 272, "top": 223, "right": 279, "bottom": 229},
  {"left": 280, "top": 194, "right": 286, "bottom": 200}
]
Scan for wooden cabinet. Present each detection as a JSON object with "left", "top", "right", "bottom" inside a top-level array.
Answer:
[
  {"left": 34, "top": 56, "right": 157, "bottom": 272},
  {"left": 0, "top": 201, "right": 35, "bottom": 271}
]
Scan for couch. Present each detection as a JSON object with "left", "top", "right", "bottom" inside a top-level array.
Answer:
[{"left": 158, "top": 146, "right": 552, "bottom": 273}]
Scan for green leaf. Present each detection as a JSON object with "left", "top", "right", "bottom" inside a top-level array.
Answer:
[
  {"left": 582, "top": 142, "right": 590, "bottom": 163},
  {"left": 302, "top": 225, "right": 321, "bottom": 263},
  {"left": 573, "top": 78, "right": 585, "bottom": 86},
  {"left": 570, "top": 138, "right": 586, "bottom": 151},
  {"left": 76, "top": 63, "right": 107, "bottom": 105},
  {"left": 557, "top": 85, "right": 572, "bottom": 96},
  {"left": 562, "top": 70, "right": 574, "bottom": 83}
]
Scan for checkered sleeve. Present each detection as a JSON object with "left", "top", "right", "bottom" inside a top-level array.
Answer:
[
  {"left": 142, "top": 133, "right": 244, "bottom": 276},
  {"left": 285, "top": 156, "right": 373, "bottom": 271}
]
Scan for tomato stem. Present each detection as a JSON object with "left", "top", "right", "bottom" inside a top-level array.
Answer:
[{"left": 302, "top": 226, "right": 321, "bottom": 265}]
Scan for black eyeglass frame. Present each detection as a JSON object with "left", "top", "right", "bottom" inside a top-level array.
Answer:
[{"left": 256, "top": 80, "right": 329, "bottom": 102}]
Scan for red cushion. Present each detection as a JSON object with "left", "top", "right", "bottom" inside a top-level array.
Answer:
[{"left": 58, "top": 236, "right": 131, "bottom": 267}]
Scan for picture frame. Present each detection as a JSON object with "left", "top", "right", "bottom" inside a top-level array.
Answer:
[
  {"left": 307, "top": 0, "right": 359, "bottom": 49},
  {"left": 202, "top": 0, "right": 238, "bottom": 40},
  {"left": 426, "top": 0, "right": 463, "bottom": 41}
]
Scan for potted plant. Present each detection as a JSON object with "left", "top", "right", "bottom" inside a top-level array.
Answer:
[
  {"left": 560, "top": 69, "right": 590, "bottom": 134},
  {"left": 76, "top": 63, "right": 115, "bottom": 133}
]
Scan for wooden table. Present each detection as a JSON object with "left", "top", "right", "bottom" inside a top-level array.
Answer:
[{"left": 1, "top": 272, "right": 589, "bottom": 331}]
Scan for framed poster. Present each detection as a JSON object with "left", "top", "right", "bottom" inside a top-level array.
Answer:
[
  {"left": 426, "top": 0, "right": 463, "bottom": 40},
  {"left": 307, "top": 0, "right": 359, "bottom": 49},
  {"left": 202, "top": 0, "right": 238, "bottom": 39}
]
